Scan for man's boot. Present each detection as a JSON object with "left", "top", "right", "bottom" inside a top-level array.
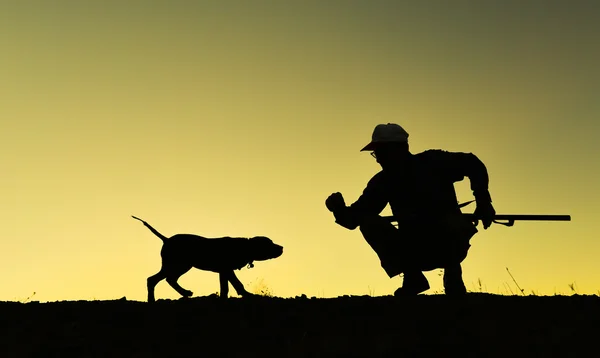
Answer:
[
  {"left": 443, "top": 264, "right": 467, "bottom": 296},
  {"left": 394, "top": 271, "right": 430, "bottom": 296}
]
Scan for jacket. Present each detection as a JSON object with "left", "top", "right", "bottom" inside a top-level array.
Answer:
[{"left": 334, "top": 149, "right": 492, "bottom": 231}]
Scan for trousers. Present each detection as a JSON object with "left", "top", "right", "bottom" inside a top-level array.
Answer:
[{"left": 358, "top": 214, "right": 477, "bottom": 278}]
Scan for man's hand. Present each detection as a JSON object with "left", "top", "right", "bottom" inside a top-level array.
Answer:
[
  {"left": 474, "top": 201, "right": 496, "bottom": 229},
  {"left": 326, "top": 192, "right": 346, "bottom": 213}
]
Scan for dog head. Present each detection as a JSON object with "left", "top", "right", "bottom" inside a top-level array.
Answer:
[{"left": 247, "top": 236, "right": 283, "bottom": 262}]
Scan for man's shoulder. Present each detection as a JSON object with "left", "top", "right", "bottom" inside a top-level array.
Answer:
[
  {"left": 414, "top": 149, "right": 452, "bottom": 161},
  {"left": 415, "top": 148, "right": 474, "bottom": 160},
  {"left": 414, "top": 149, "right": 475, "bottom": 170},
  {"left": 368, "top": 169, "right": 385, "bottom": 181},
  {"left": 416, "top": 148, "right": 450, "bottom": 155},
  {"left": 365, "top": 169, "right": 387, "bottom": 187}
]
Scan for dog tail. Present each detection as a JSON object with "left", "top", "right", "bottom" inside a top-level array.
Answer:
[{"left": 132, "top": 215, "right": 168, "bottom": 242}]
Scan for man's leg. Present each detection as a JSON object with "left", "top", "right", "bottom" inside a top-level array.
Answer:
[
  {"left": 443, "top": 264, "right": 467, "bottom": 295},
  {"left": 443, "top": 233, "right": 471, "bottom": 296},
  {"left": 437, "top": 216, "right": 474, "bottom": 296},
  {"left": 359, "top": 215, "right": 429, "bottom": 295}
]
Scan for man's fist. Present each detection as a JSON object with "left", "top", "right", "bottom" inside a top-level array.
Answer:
[
  {"left": 326, "top": 192, "right": 346, "bottom": 213},
  {"left": 474, "top": 201, "right": 496, "bottom": 229}
]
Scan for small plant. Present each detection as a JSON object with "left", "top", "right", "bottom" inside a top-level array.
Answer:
[
  {"left": 250, "top": 278, "right": 274, "bottom": 297},
  {"left": 503, "top": 282, "right": 515, "bottom": 296},
  {"left": 506, "top": 267, "right": 525, "bottom": 296},
  {"left": 469, "top": 278, "right": 487, "bottom": 293},
  {"left": 19, "top": 291, "right": 36, "bottom": 303},
  {"left": 568, "top": 282, "right": 578, "bottom": 295},
  {"left": 367, "top": 286, "right": 375, "bottom": 297}
]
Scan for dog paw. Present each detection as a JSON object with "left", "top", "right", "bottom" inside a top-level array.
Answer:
[{"left": 183, "top": 290, "right": 193, "bottom": 297}]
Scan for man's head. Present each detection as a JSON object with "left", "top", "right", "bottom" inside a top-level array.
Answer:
[{"left": 361, "top": 123, "right": 410, "bottom": 168}]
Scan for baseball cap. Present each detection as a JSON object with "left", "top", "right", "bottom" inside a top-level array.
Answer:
[{"left": 360, "top": 123, "right": 409, "bottom": 151}]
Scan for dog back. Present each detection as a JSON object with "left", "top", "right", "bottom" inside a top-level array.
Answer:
[{"left": 162, "top": 235, "right": 253, "bottom": 272}]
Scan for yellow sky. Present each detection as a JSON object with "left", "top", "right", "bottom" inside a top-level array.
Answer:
[{"left": 1, "top": 1, "right": 598, "bottom": 302}]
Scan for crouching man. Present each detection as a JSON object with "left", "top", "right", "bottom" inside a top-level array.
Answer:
[{"left": 325, "top": 123, "right": 496, "bottom": 296}]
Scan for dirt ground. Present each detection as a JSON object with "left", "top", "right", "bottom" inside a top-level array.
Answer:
[{"left": 1, "top": 293, "right": 598, "bottom": 357}]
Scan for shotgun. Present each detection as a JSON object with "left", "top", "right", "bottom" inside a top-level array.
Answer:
[{"left": 382, "top": 200, "right": 572, "bottom": 227}]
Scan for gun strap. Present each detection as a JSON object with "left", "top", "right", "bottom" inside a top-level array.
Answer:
[{"left": 492, "top": 219, "right": 514, "bottom": 227}]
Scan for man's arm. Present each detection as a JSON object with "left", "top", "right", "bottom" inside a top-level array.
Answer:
[
  {"left": 429, "top": 150, "right": 492, "bottom": 203},
  {"left": 331, "top": 173, "right": 389, "bottom": 230},
  {"left": 430, "top": 149, "right": 495, "bottom": 228}
]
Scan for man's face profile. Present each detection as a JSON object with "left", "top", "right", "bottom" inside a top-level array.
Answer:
[{"left": 372, "top": 142, "right": 409, "bottom": 167}]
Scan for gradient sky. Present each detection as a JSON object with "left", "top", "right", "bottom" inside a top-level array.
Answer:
[{"left": 1, "top": 1, "right": 598, "bottom": 302}]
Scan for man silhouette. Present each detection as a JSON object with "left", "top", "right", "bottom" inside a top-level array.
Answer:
[{"left": 325, "top": 123, "right": 496, "bottom": 296}]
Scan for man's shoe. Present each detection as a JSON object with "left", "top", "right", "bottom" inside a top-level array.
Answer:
[
  {"left": 394, "top": 284, "right": 430, "bottom": 297},
  {"left": 394, "top": 273, "right": 430, "bottom": 297},
  {"left": 444, "top": 285, "right": 467, "bottom": 296}
]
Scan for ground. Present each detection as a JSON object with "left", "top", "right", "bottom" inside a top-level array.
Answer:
[{"left": 1, "top": 293, "right": 598, "bottom": 357}]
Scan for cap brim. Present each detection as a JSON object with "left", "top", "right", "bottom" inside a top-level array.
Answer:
[
  {"left": 360, "top": 142, "right": 377, "bottom": 151},
  {"left": 360, "top": 140, "right": 407, "bottom": 151}
]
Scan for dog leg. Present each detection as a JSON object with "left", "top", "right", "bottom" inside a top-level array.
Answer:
[
  {"left": 147, "top": 269, "right": 167, "bottom": 303},
  {"left": 219, "top": 273, "right": 230, "bottom": 299},
  {"left": 225, "top": 271, "right": 254, "bottom": 297},
  {"left": 165, "top": 266, "right": 194, "bottom": 299}
]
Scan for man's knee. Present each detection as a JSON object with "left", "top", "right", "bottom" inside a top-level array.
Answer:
[
  {"left": 356, "top": 216, "right": 404, "bottom": 276},
  {"left": 359, "top": 215, "right": 396, "bottom": 237}
]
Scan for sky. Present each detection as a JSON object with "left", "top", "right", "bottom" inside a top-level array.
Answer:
[{"left": 0, "top": 0, "right": 598, "bottom": 302}]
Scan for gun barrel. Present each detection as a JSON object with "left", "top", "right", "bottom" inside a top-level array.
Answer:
[
  {"left": 383, "top": 214, "right": 571, "bottom": 223},
  {"left": 468, "top": 214, "right": 571, "bottom": 221}
]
